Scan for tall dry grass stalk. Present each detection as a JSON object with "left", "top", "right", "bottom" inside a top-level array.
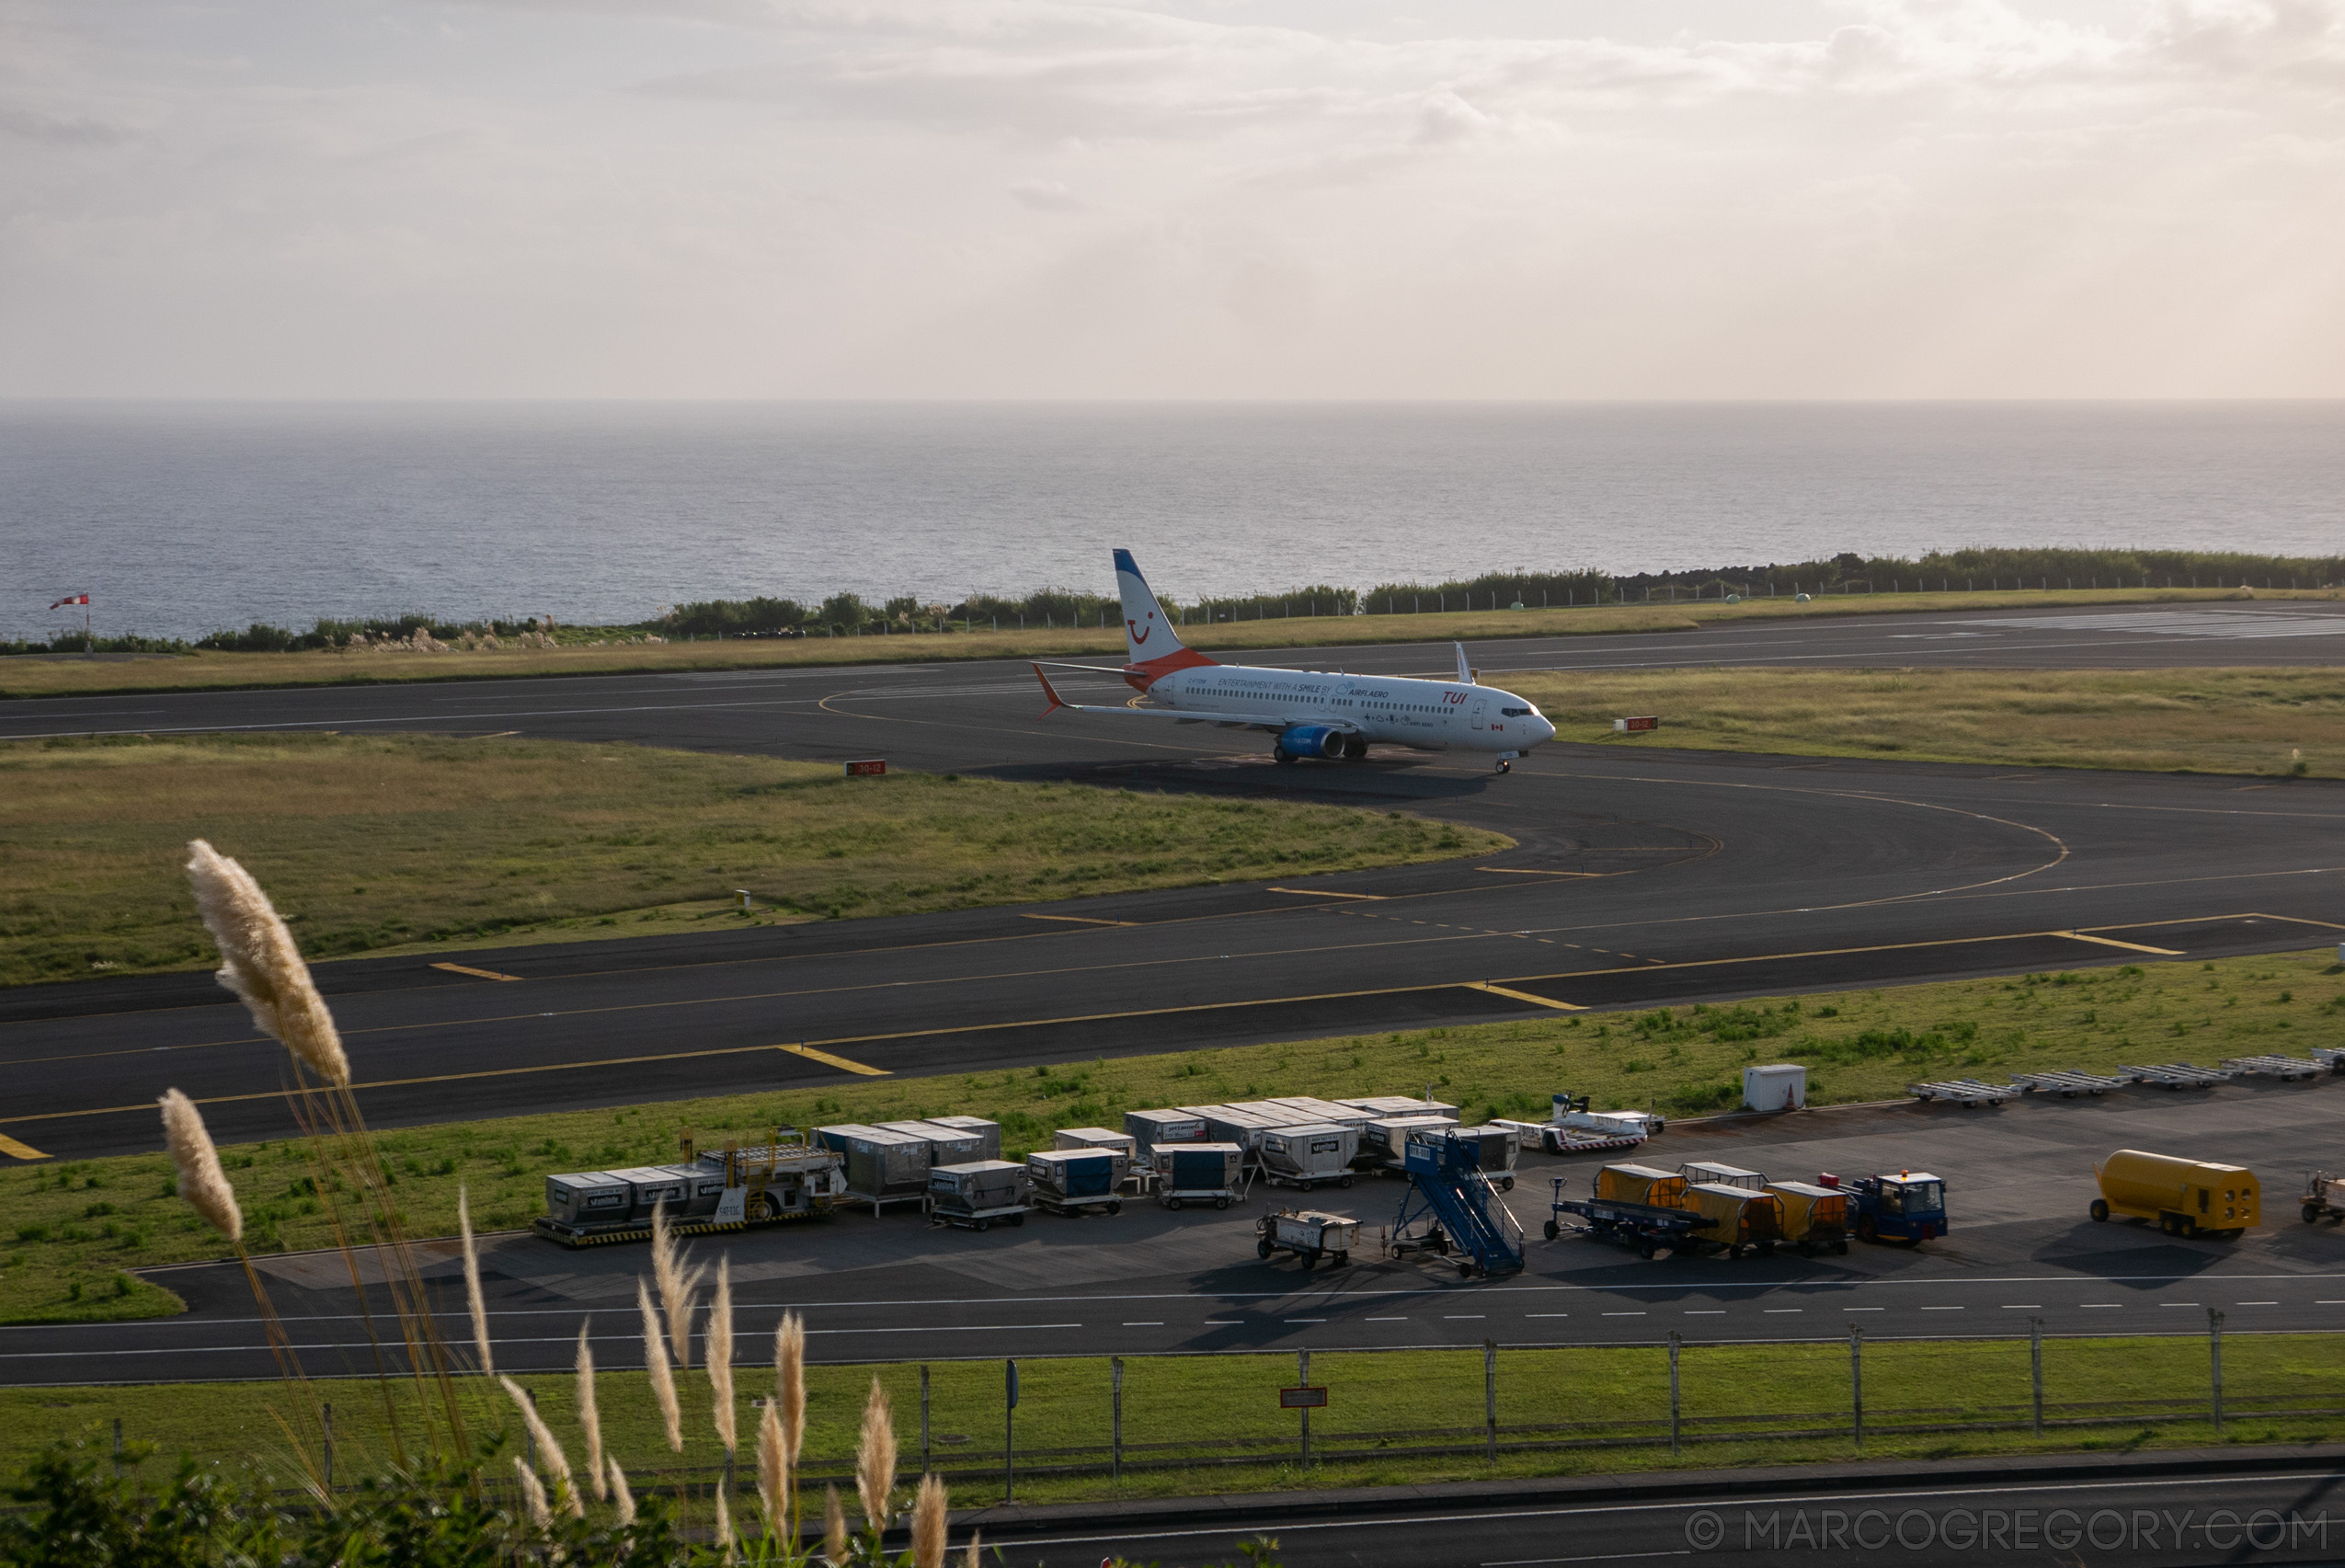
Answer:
[
  {"left": 963, "top": 1533, "right": 982, "bottom": 1568},
  {"left": 575, "top": 1322, "right": 606, "bottom": 1502},
  {"left": 823, "top": 1485, "right": 846, "bottom": 1565},
  {"left": 459, "top": 1185, "right": 492, "bottom": 1376},
  {"left": 608, "top": 1459, "right": 636, "bottom": 1528},
  {"left": 707, "top": 1257, "right": 737, "bottom": 1454},
  {"left": 514, "top": 1458, "right": 552, "bottom": 1531},
  {"left": 715, "top": 1481, "right": 736, "bottom": 1562},
  {"left": 186, "top": 839, "right": 349, "bottom": 1086},
  {"left": 159, "top": 1089, "right": 241, "bottom": 1243},
  {"left": 910, "top": 1474, "right": 947, "bottom": 1568},
  {"left": 498, "top": 1376, "right": 580, "bottom": 1517},
  {"left": 638, "top": 1279, "right": 682, "bottom": 1452},
  {"left": 775, "top": 1311, "right": 806, "bottom": 1466},
  {"left": 756, "top": 1398, "right": 787, "bottom": 1534},
  {"left": 649, "top": 1205, "right": 704, "bottom": 1369},
  {"left": 855, "top": 1376, "right": 897, "bottom": 1530}
]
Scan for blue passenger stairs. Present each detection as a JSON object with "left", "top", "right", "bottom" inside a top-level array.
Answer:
[{"left": 1390, "top": 1132, "right": 1525, "bottom": 1278}]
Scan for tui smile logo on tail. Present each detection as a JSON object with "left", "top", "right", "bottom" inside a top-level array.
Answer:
[{"left": 1129, "top": 611, "right": 1153, "bottom": 645}]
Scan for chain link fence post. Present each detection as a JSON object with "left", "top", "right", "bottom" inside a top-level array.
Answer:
[
  {"left": 1111, "top": 1357, "right": 1124, "bottom": 1485},
  {"left": 1484, "top": 1341, "right": 1498, "bottom": 1462},
  {"left": 2209, "top": 1310, "right": 2225, "bottom": 1436},
  {"left": 1669, "top": 1333, "right": 1682, "bottom": 1458},
  {"left": 1848, "top": 1325, "right": 1863, "bottom": 1451},
  {"left": 2030, "top": 1319, "right": 2044, "bottom": 1436}
]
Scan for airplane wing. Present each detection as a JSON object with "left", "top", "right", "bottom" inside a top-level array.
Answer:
[{"left": 1030, "top": 664, "right": 1348, "bottom": 734}]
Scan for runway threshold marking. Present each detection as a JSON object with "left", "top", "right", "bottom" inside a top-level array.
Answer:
[
  {"left": 1467, "top": 981, "right": 1585, "bottom": 1012},
  {"left": 1021, "top": 914, "right": 1136, "bottom": 926},
  {"left": 0, "top": 1134, "right": 49, "bottom": 1161},
  {"left": 2055, "top": 931, "right": 2183, "bottom": 956},
  {"left": 429, "top": 962, "right": 527, "bottom": 982},
  {"left": 778, "top": 1043, "right": 889, "bottom": 1076}
]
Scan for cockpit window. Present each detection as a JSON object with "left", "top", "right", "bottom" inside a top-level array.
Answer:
[{"left": 1501, "top": 706, "right": 1535, "bottom": 717}]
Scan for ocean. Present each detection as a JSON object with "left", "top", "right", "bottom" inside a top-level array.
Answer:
[{"left": 4, "top": 401, "right": 2339, "bottom": 642}]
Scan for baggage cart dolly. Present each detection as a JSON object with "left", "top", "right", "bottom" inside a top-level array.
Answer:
[
  {"left": 2303, "top": 1170, "right": 2345, "bottom": 1225},
  {"left": 1256, "top": 1207, "right": 1358, "bottom": 1269},
  {"left": 1543, "top": 1176, "right": 1715, "bottom": 1259}
]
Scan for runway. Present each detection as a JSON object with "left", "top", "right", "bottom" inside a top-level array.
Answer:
[{"left": 4, "top": 601, "right": 2344, "bottom": 1163}]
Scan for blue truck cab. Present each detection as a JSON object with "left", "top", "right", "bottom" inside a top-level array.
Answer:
[{"left": 1821, "top": 1170, "right": 1947, "bottom": 1243}]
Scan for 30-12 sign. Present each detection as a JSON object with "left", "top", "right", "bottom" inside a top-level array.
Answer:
[{"left": 1278, "top": 1386, "right": 1329, "bottom": 1409}]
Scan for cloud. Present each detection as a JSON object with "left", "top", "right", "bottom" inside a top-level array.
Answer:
[{"left": 1009, "top": 177, "right": 1081, "bottom": 210}]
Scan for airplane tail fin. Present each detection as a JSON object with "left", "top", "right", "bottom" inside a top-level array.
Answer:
[
  {"left": 1115, "top": 548, "right": 1191, "bottom": 666},
  {"left": 1454, "top": 642, "right": 1473, "bottom": 685}
]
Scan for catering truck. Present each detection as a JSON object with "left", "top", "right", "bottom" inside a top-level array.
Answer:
[{"left": 2090, "top": 1149, "right": 2261, "bottom": 1238}]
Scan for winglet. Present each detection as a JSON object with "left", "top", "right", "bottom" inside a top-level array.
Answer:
[
  {"left": 1031, "top": 662, "right": 1068, "bottom": 718},
  {"left": 1454, "top": 641, "right": 1472, "bottom": 686}
]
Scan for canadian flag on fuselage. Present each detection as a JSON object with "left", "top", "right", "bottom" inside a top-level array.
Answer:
[{"left": 1115, "top": 548, "right": 1216, "bottom": 692}]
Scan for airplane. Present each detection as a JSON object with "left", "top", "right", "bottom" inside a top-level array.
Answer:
[{"left": 1028, "top": 548, "right": 1558, "bottom": 773}]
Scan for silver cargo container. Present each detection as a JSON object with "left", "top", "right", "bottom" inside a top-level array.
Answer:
[
  {"left": 1126, "top": 1109, "right": 1208, "bottom": 1162},
  {"left": 1264, "top": 1096, "right": 1378, "bottom": 1128},
  {"left": 1026, "top": 1148, "right": 1126, "bottom": 1199},
  {"left": 875, "top": 1119, "right": 989, "bottom": 1168},
  {"left": 814, "top": 1124, "right": 932, "bottom": 1197},
  {"left": 1054, "top": 1126, "right": 1136, "bottom": 1159},
  {"left": 1257, "top": 1125, "right": 1357, "bottom": 1186},
  {"left": 1409, "top": 1125, "right": 1519, "bottom": 1189},
  {"left": 1362, "top": 1116, "right": 1457, "bottom": 1165},
  {"left": 544, "top": 1172, "right": 632, "bottom": 1228},
  {"left": 606, "top": 1166, "right": 692, "bottom": 1221},
  {"left": 924, "top": 1116, "right": 1003, "bottom": 1162},
  {"left": 928, "top": 1159, "right": 1029, "bottom": 1212},
  {"left": 1154, "top": 1142, "right": 1244, "bottom": 1207},
  {"left": 1182, "top": 1104, "right": 1284, "bottom": 1154},
  {"left": 1340, "top": 1094, "right": 1461, "bottom": 1119}
]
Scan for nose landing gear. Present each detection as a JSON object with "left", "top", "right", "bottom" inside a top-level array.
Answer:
[{"left": 1494, "top": 750, "right": 1521, "bottom": 774}]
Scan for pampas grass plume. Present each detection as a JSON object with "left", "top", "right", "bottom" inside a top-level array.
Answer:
[
  {"left": 499, "top": 1376, "right": 580, "bottom": 1517},
  {"left": 855, "top": 1375, "right": 896, "bottom": 1530},
  {"left": 158, "top": 1089, "right": 241, "bottom": 1243},
  {"left": 757, "top": 1397, "right": 787, "bottom": 1534},
  {"left": 708, "top": 1256, "right": 736, "bottom": 1453},
  {"left": 775, "top": 1311, "right": 806, "bottom": 1466},
  {"left": 911, "top": 1473, "right": 947, "bottom": 1568},
  {"left": 460, "top": 1185, "right": 492, "bottom": 1375},
  {"left": 715, "top": 1480, "right": 736, "bottom": 1562},
  {"left": 964, "top": 1532, "right": 982, "bottom": 1568},
  {"left": 638, "top": 1278, "right": 682, "bottom": 1452},
  {"left": 576, "top": 1322, "right": 606, "bottom": 1501},
  {"left": 649, "top": 1204, "right": 704, "bottom": 1369},
  {"left": 823, "top": 1484, "right": 847, "bottom": 1565},
  {"left": 185, "top": 839, "right": 349, "bottom": 1086},
  {"left": 514, "top": 1458, "right": 552, "bottom": 1531},
  {"left": 608, "top": 1459, "right": 636, "bottom": 1528}
]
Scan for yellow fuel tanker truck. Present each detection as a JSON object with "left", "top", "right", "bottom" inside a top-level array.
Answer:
[{"left": 2090, "top": 1149, "right": 2261, "bottom": 1238}]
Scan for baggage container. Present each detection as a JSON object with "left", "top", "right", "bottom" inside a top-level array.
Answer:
[
  {"left": 1766, "top": 1181, "right": 1849, "bottom": 1254},
  {"left": 1054, "top": 1127, "right": 1136, "bottom": 1158},
  {"left": 814, "top": 1125, "right": 932, "bottom": 1202},
  {"left": 875, "top": 1119, "right": 990, "bottom": 1168},
  {"left": 1362, "top": 1115, "right": 1457, "bottom": 1169},
  {"left": 1340, "top": 1094, "right": 1460, "bottom": 1119},
  {"left": 1025, "top": 1149, "right": 1126, "bottom": 1216},
  {"left": 1594, "top": 1163, "right": 1687, "bottom": 1208},
  {"left": 606, "top": 1166, "right": 693, "bottom": 1222},
  {"left": 926, "top": 1160, "right": 1030, "bottom": 1230},
  {"left": 923, "top": 1116, "right": 1004, "bottom": 1162},
  {"left": 1682, "top": 1182, "right": 1785, "bottom": 1256},
  {"left": 2091, "top": 1149, "right": 2261, "bottom": 1237},
  {"left": 1154, "top": 1142, "right": 1243, "bottom": 1209},
  {"left": 1680, "top": 1161, "right": 1767, "bottom": 1192},
  {"left": 1126, "top": 1109, "right": 1208, "bottom": 1162},
  {"left": 1262, "top": 1096, "right": 1378, "bottom": 1128},
  {"left": 544, "top": 1172, "right": 633, "bottom": 1229},
  {"left": 1256, "top": 1125, "right": 1358, "bottom": 1190},
  {"left": 1256, "top": 1207, "right": 1359, "bottom": 1268},
  {"left": 1182, "top": 1104, "right": 1285, "bottom": 1154}
]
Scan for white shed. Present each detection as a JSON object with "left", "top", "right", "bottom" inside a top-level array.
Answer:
[{"left": 1743, "top": 1063, "right": 1807, "bottom": 1112}]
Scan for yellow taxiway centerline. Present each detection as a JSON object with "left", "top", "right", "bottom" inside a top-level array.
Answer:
[
  {"left": 779, "top": 1043, "right": 890, "bottom": 1076},
  {"left": 430, "top": 962, "right": 526, "bottom": 982},
  {"left": 2055, "top": 931, "right": 2185, "bottom": 956},
  {"left": 0, "top": 1133, "right": 51, "bottom": 1161},
  {"left": 1466, "top": 981, "right": 1586, "bottom": 1011}
]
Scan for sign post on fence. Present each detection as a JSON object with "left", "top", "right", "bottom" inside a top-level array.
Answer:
[
  {"left": 1004, "top": 1359, "right": 1018, "bottom": 1503},
  {"left": 1848, "top": 1325, "right": 1864, "bottom": 1451},
  {"left": 2030, "top": 1319, "right": 2044, "bottom": 1436},
  {"left": 1111, "top": 1357, "right": 1124, "bottom": 1485},
  {"left": 1300, "top": 1349, "right": 1311, "bottom": 1469},
  {"left": 2209, "top": 1310, "right": 2225, "bottom": 1435},
  {"left": 323, "top": 1403, "right": 334, "bottom": 1494},
  {"left": 1279, "top": 1357, "right": 1328, "bottom": 1471},
  {"left": 1484, "top": 1341, "right": 1498, "bottom": 1462},
  {"left": 1668, "top": 1333, "right": 1682, "bottom": 1457}
]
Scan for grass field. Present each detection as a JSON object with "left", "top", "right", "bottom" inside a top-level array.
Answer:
[
  {"left": 1514, "top": 667, "right": 2345, "bottom": 778},
  {"left": 9, "top": 1333, "right": 2339, "bottom": 1511},
  {"left": 6, "top": 945, "right": 2339, "bottom": 1324},
  {"left": 4, "top": 587, "right": 2328, "bottom": 700},
  {"left": 0, "top": 733, "right": 1504, "bottom": 987}
]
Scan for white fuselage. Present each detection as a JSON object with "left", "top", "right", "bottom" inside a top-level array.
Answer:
[{"left": 1138, "top": 663, "right": 1554, "bottom": 754}]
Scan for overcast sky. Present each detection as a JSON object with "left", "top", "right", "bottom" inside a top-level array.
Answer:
[{"left": 5, "top": 0, "right": 2341, "bottom": 398}]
